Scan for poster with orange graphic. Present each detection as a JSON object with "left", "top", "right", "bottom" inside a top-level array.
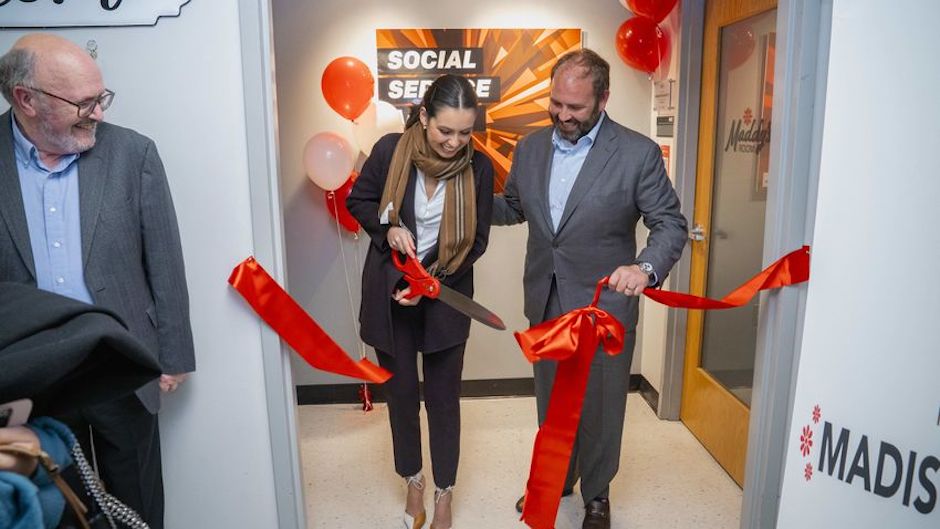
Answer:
[{"left": 376, "top": 28, "right": 582, "bottom": 192}]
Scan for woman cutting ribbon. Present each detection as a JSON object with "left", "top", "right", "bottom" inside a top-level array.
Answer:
[{"left": 347, "top": 74, "right": 494, "bottom": 529}]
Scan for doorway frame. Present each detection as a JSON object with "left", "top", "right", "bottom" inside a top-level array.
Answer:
[
  {"left": 662, "top": 0, "right": 832, "bottom": 527},
  {"left": 239, "top": 0, "right": 834, "bottom": 527},
  {"left": 238, "top": 1, "right": 307, "bottom": 529}
]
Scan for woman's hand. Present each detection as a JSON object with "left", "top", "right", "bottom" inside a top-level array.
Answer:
[
  {"left": 393, "top": 287, "right": 422, "bottom": 306},
  {"left": 387, "top": 226, "right": 416, "bottom": 258},
  {"left": 0, "top": 426, "right": 41, "bottom": 476}
]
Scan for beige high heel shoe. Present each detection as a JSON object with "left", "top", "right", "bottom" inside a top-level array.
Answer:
[
  {"left": 401, "top": 473, "right": 426, "bottom": 529},
  {"left": 429, "top": 486, "right": 454, "bottom": 529}
]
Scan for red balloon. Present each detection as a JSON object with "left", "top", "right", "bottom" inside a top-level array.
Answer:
[
  {"left": 626, "top": 0, "right": 678, "bottom": 23},
  {"left": 724, "top": 24, "right": 756, "bottom": 70},
  {"left": 615, "top": 17, "right": 671, "bottom": 74},
  {"left": 325, "top": 172, "right": 360, "bottom": 233},
  {"left": 322, "top": 57, "right": 374, "bottom": 121}
]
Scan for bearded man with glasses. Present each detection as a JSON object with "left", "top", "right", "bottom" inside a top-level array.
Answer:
[{"left": 0, "top": 34, "right": 194, "bottom": 529}]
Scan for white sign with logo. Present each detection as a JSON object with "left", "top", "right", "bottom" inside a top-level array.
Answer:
[
  {"left": 776, "top": 3, "right": 939, "bottom": 528},
  {"left": 0, "top": 0, "right": 190, "bottom": 28}
]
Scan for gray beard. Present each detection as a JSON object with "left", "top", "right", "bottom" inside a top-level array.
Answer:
[{"left": 39, "top": 120, "right": 97, "bottom": 155}]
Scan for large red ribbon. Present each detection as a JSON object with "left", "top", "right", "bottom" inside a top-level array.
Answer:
[
  {"left": 517, "top": 246, "right": 811, "bottom": 528},
  {"left": 517, "top": 278, "right": 625, "bottom": 529},
  {"left": 228, "top": 257, "right": 391, "bottom": 383},
  {"left": 643, "top": 245, "right": 810, "bottom": 309}
]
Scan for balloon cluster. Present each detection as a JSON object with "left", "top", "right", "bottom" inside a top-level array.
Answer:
[
  {"left": 305, "top": 57, "right": 400, "bottom": 412},
  {"left": 304, "top": 57, "right": 405, "bottom": 233},
  {"left": 614, "top": 0, "right": 677, "bottom": 78}
]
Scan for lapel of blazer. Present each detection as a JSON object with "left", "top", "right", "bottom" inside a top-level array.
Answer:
[
  {"left": 0, "top": 111, "right": 37, "bottom": 279},
  {"left": 530, "top": 129, "right": 555, "bottom": 232},
  {"left": 78, "top": 135, "right": 108, "bottom": 267},
  {"left": 555, "top": 118, "right": 617, "bottom": 235}
]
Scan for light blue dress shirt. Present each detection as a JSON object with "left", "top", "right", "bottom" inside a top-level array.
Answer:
[
  {"left": 548, "top": 112, "right": 606, "bottom": 231},
  {"left": 12, "top": 117, "right": 93, "bottom": 304}
]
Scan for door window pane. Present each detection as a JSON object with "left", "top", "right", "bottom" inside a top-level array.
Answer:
[{"left": 700, "top": 8, "right": 777, "bottom": 406}]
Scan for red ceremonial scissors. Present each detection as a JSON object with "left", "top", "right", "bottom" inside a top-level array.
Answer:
[{"left": 391, "top": 252, "right": 507, "bottom": 330}]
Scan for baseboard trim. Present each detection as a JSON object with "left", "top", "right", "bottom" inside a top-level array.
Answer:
[
  {"left": 637, "top": 376, "right": 660, "bottom": 415},
  {"left": 296, "top": 374, "right": 656, "bottom": 406},
  {"left": 462, "top": 377, "right": 535, "bottom": 397}
]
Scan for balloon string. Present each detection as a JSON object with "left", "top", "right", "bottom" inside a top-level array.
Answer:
[
  {"left": 351, "top": 230, "right": 365, "bottom": 337},
  {"left": 330, "top": 190, "right": 368, "bottom": 362}
]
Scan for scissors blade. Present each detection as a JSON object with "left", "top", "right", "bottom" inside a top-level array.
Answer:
[{"left": 434, "top": 285, "right": 507, "bottom": 330}]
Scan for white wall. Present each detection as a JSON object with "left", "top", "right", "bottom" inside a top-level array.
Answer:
[
  {"left": 642, "top": 8, "right": 682, "bottom": 394},
  {"left": 777, "top": 1, "right": 940, "bottom": 527},
  {"left": 1, "top": 1, "right": 281, "bottom": 527},
  {"left": 272, "top": 0, "right": 657, "bottom": 385}
]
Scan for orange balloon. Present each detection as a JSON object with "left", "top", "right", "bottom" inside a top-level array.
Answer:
[{"left": 322, "top": 57, "right": 374, "bottom": 121}]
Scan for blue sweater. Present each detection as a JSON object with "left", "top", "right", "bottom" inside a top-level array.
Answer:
[{"left": 0, "top": 417, "right": 76, "bottom": 529}]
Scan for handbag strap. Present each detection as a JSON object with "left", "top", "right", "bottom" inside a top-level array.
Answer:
[
  {"left": 69, "top": 442, "right": 148, "bottom": 529},
  {"left": 0, "top": 443, "right": 92, "bottom": 529}
]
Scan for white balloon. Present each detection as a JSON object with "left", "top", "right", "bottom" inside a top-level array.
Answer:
[
  {"left": 352, "top": 100, "right": 405, "bottom": 156},
  {"left": 303, "top": 131, "right": 355, "bottom": 191}
]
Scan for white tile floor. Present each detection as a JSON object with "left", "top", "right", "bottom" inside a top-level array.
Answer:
[{"left": 298, "top": 396, "right": 742, "bottom": 529}]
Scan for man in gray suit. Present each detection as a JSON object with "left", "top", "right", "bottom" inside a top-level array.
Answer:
[
  {"left": 0, "top": 34, "right": 194, "bottom": 529},
  {"left": 493, "top": 49, "right": 687, "bottom": 529}
]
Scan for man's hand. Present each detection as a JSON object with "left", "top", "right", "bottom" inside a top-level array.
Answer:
[
  {"left": 393, "top": 287, "right": 422, "bottom": 306},
  {"left": 607, "top": 264, "right": 650, "bottom": 297},
  {"left": 0, "top": 426, "right": 41, "bottom": 476},
  {"left": 160, "top": 373, "right": 189, "bottom": 393}
]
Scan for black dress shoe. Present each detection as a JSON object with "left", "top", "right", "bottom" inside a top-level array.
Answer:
[
  {"left": 515, "top": 488, "right": 574, "bottom": 513},
  {"left": 582, "top": 498, "right": 610, "bottom": 529}
]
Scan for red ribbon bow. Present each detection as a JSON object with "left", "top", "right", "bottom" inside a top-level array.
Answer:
[
  {"left": 516, "top": 278, "right": 625, "bottom": 529},
  {"left": 228, "top": 257, "right": 391, "bottom": 384}
]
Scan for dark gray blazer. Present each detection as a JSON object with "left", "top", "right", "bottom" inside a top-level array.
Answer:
[
  {"left": 493, "top": 116, "right": 688, "bottom": 329},
  {"left": 0, "top": 110, "right": 195, "bottom": 414}
]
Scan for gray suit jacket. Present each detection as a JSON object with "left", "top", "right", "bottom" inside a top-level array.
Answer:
[
  {"left": 493, "top": 116, "right": 687, "bottom": 329},
  {"left": 0, "top": 110, "right": 195, "bottom": 414}
]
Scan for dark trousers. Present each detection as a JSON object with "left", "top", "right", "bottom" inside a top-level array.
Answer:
[
  {"left": 56, "top": 394, "right": 164, "bottom": 529},
  {"left": 376, "top": 340, "right": 465, "bottom": 490},
  {"left": 533, "top": 279, "right": 635, "bottom": 504}
]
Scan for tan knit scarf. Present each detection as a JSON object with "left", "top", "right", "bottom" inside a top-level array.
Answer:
[{"left": 379, "top": 123, "right": 476, "bottom": 276}]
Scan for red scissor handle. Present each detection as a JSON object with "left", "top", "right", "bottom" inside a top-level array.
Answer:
[{"left": 391, "top": 252, "right": 441, "bottom": 300}]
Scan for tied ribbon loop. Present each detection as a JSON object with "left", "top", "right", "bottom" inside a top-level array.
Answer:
[
  {"left": 517, "top": 277, "right": 625, "bottom": 529},
  {"left": 228, "top": 257, "right": 391, "bottom": 384}
]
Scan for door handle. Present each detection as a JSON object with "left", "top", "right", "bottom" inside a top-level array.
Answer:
[{"left": 689, "top": 224, "right": 706, "bottom": 241}]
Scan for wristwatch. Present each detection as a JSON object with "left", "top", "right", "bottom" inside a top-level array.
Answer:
[{"left": 637, "top": 262, "right": 657, "bottom": 286}]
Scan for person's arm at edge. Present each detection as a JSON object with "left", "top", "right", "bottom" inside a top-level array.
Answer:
[{"left": 491, "top": 136, "right": 527, "bottom": 227}]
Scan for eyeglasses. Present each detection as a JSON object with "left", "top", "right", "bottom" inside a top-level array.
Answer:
[{"left": 27, "top": 87, "right": 115, "bottom": 118}]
